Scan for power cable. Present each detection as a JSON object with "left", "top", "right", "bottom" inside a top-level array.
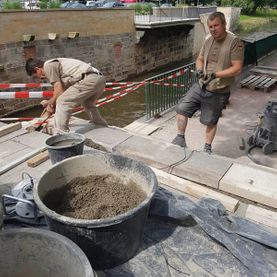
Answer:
[{"left": 158, "top": 148, "right": 195, "bottom": 174}]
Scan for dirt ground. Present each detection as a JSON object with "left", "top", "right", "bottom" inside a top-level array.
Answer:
[{"left": 44, "top": 174, "right": 146, "bottom": 219}]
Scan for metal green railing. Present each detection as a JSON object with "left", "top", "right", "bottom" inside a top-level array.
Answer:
[
  {"left": 144, "top": 62, "right": 196, "bottom": 119},
  {"left": 144, "top": 34, "right": 276, "bottom": 120}
]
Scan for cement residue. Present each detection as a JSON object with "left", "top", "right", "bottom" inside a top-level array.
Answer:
[
  {"left": 85, "top": 138, "right": 108, "bottom": 152},
  {"left": 44, "top": 174, "right": 146, "bottom": 219}
]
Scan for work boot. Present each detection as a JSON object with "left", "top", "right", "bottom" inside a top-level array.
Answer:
[
  {"left": 203, "top": 143, "right": 212, "bottom": 154},
  {"left": 88, "top": 107, "right": 108, "bottom": 127},
  {"left": 171, "top": 134, "right": 187, "bottom": 148}
]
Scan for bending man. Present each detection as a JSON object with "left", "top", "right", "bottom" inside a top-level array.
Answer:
[
  {"left": 172, "top": 12, "right": 244, "bottom": 154},
  {"left": 25, "top": 58, "right": 107, "bottom": 134}
]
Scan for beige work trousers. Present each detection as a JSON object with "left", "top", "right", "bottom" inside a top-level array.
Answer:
[{"left": 54, "top": 73, "right": 106, "bottom": 133}]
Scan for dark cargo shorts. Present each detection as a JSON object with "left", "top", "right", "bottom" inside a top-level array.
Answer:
[{"left": 175, "top": 83, "right": 230, "bottom": 125}]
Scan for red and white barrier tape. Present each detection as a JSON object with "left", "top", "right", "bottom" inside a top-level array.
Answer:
[
  {"left": 0, "top": 84, "right": 139, "bottom": 99},
  {"left": 0, "top": 83, "right": 52, "bottom": 89},
  {"left": 0, "top": 91, "right": 53, "bottom": 99},
  {"left": 0, "top": 83, "right": 144, "bottom": 121},
  {"left": 0, "top": 67, "right": 190, "bottom": 93}
]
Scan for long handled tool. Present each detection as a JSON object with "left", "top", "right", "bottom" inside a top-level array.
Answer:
[{"left": 35, "top": 109, "right": 52, "bottom": 132}]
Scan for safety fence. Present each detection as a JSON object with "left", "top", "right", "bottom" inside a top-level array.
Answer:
[
  {"left": 0, "top": 64, "right": 197, "bottom": 122},
  {"left": 144, "top": 62, "right": 196, "bottom": 120},
  {"left": 0, "top": 81, "right": 145, "bottom": 121}
]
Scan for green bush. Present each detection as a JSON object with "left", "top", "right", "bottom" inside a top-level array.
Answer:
[
  {"left": 48, "top": 1, "right": 61, "bottom": 8},
  {"left": 3, "top": 1, "right": 23, "bottom": 9},
  {"left": 221, "top": 0, "right": 254, "bottom": 14},
  {"left": 39, "top": 0, "right": 48, "bottom": 8},
  {"left": 39, "top": 0, "right": 61, "bottom": 9},
  {"left": 129, "top": 3, "right": 154, "bottom": 15}
]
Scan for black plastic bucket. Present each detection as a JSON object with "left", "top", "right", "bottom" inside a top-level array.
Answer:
[
  {"left": 45, "top": 133, "right": 86, "bottom": 164},
  {"left": 33, "top": 152, "right": 158, "bottom": 270},
  {"left": 0, "top": 228, "right": 95, "bottom": 277}
]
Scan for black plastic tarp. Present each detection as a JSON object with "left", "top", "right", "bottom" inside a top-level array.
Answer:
[{"left": 101, "top": 187, "right": 277, "bottom": 276}]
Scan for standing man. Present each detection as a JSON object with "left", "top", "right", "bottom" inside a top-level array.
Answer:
[
  {"left": 25, "top": 58, "right": 107, "bottom": 134},
  {"left": 171, "top": 12, "right": 244, "bottom": 154}
]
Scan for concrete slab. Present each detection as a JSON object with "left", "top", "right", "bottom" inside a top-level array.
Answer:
[
  {"left": 114, "top": 135, "right": 188, "bottom": 169},
  {"left": 11, "top": 131, "right": 50, "bottom": 148},
  {"left": 0, "top": 140, "right": 30, "bottom": 165},
  {"left": 124, "top": 121, "right": 160, "bottom": 135},
  {"left": 0, "top": 128, "right": 28, "bottom": 144},
  {"left": 219, "top": 163, "right": 277, "bottom": 208},
  {"left": 115, "top": 135, "right": 233, "bottom": 188},
  {"left": 171, "top": 151, "right": 233, "bottom": 189},
  {"left": 84, "top": 126, "right": 133, "bottom": 152}
]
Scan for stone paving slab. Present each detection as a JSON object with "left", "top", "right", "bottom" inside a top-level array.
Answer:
[
  {"left": 84, "top": 126, "right": 133, "bottom": 152},
  {"left": 114, "top": 135, "right": 187, "bottom": 169},
  {"left": 0, "top": 128, "right": 28, "bottom": 144},
  {"left": 171, "top": 151, "right": 233, "bottom": 189},
  {"left": 11, "top": 131, "right": 50, "bottom": 148},
  {"left": 219, "top": 163, "right": 277, "bottom": 208},
  {"left": 114, "top": 135, "right": 233, "bottom": 188},
  {"left": 0, "top": 140, "right": 31, "bottom": 167}
]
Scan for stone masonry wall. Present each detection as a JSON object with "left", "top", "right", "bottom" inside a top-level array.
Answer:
[
  {"left": 0, "top": 10, "right": 198, "bottom": 116},
  {"left": 135, "top": 25, "right": 195, "bottom": 75}
]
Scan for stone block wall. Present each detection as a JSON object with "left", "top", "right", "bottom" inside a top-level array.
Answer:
[
  {"left": 0, "top": 9, "right": 200, "bottom": 116},
  {"left": 135, "top": 25, "right": 195, "bottom": 74}
]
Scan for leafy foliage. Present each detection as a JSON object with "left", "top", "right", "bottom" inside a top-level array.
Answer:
[
  {"left": 221, "top": 0, "right": 275, "bottom": 14},
  {"left": 39, "top": 0, "right": 61, "bottom": 9},
  {"left": 128, "top": 3, "right": 155, "bottom": 15},
  {"left": 3, "top": 1, "right": 23, "bottom": 9}
]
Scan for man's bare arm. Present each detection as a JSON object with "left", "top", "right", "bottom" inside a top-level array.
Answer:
[
  {"left": 196, "top": 54, "right": 204, "bottom": 71},
  {"left": 215, "top": 60, "right": 243, "bottom": 78},
  {"left": 46, "top": 81, "right": 64, "bottom": 114}
]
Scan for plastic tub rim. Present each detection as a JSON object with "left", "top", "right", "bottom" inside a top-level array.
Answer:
[
  {"left": 34, "top": 153, "right": 158, "bottom": 228},
  {"left": 44, "top": 132, "right": 86, "bottom": 150},
  {"left": 0, "top": 227, "right": 95, "bottom": 276}
]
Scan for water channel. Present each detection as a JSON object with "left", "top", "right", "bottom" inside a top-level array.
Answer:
[{"left": 11, "top": 57, "right": 194, "bottom": 128}]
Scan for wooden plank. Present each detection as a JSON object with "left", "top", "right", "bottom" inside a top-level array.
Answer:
[
  {"left": 27, "top": 150, "right": 49, "bottom": 167},
  {"left": 263, "top": 78, "right": 277, "bottom": 92},
  {"left": 245, "top": 205, "right": 277, "bottom": 233},
  {"left": 151, "top": 167, "right": 239, "bottom": 213},
  {"left": 255, "top": 77, "right": 273, "bottom": 88},
  {"left": 0, "top": 122, "right": 22, "bottom": 137},
  {"left": 240, "top": 75, "right": 257, "bottom": 87},
  {"left": 219, "top": 163, "right": 277, "bottom": 209},
  {"left": 243, "top": 75, "right": 262, "bottom": 87},
  {"left": 249, "top": 76, "right": 268, "bottom": 90}
]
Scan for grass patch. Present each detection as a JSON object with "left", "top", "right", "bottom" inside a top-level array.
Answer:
[{"left": 236, "top": 8, "right": 277, "bottom": 37}]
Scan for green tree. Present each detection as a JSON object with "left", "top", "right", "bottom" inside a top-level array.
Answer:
[
  {"left": 221, "top": 0, "right": 272, "bottom": 14},
  {"left": 3, "top": 0, "right": 22, "bottom": 9}
]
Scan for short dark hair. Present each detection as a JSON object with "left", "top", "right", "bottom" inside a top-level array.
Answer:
[
  {"left": 208, "top": 12, "right": 226, "bottom": 25},
  {"left": 25, "top": 58, "right": 44, "bottom": 76}
]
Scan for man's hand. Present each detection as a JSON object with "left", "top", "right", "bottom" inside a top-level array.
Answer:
[
  {"left": 195, "top": 69, "right": 204, "bottom": 80},
  {"left": 40, "top": 99, "right": 55, "bottom": 114},
  {"left": 204, "top": 73, "right": 216, "bottom": 85},
  {"left": 199, "top": 73, "right": 217, "bottom": 89},
  {"left": 46, "top": 103, "right": 55, "bottom": 114},
  {"left": 40, "top": 100, "right": 49, "bottom": 108}
]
